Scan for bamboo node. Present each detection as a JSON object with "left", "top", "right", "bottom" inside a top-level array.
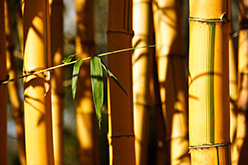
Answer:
[
  {"left": 109, "top": 134, "right": 135, "bottom": 138},
  {"left": 188, "top": 13, "right": 230, "bottom": 23},
  {"left": 188, "top": 142, "right": 231, "bottom": 150}
]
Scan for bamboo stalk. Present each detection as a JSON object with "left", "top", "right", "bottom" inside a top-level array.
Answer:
[
  {"left": 75, "top": 0, "right": 98, "bottom": 164},
  {"left": 50, "top": 0, "right": 64, "bottom": 164},
  {"left": 132, "top": 0, "right": 151, "bottom": 164},
  {"left": 107, "top": 0, "right": 135, "bottom": 164},
  {"left": 228, "top": 23, "right": 239, "bottom": 165},
  {"left": 152, "top": 0, "right": 190, "bottom": 164},
  {"left": 23, "top": 0, "right": 54, "bottom": 164},
  {"left": 150, "top": 45, "right": 168, "bottom": 165},
  {"left": 188, "top": 0, "right": 231, "bottom": 164},
  {"left": 236, "top": 0, "right": 248, "bottom": 164},
  {"left": 5, "top": 1, "right": 26, "bottom": 164},
  {"left": 0, "top": 0, "right": 8, "bottom": 164}
]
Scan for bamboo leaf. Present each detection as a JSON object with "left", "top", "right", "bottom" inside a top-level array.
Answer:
[
  {"left": 101, "top": 62, "right": 127, "bottom": 96},
  {"left": 72, "top": 59, "right": 84, "bottom": 99},
  {"left": 62, "top": 54, "right": 76, "bottom": 63},
  {"left": 90, "top": 56, "right": 104, "bottom": 127}
]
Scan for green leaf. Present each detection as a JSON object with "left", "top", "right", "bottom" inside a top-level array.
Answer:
[
  {"left": 90, "top": 56, "right": 104, "bottom": 128},
  {"left": 72, "top": 59, "right": 84, "bottom": 99},
  {"left": 62, "top": 54, "right": 76, "bottom": 63},
  {"left": 101, "top": 62, "right": 127, "bottom": 96}
]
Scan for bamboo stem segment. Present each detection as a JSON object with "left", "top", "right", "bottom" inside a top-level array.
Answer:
[
  {"left": 75, "top": 0, "right": 99, "bottom": 164},
  {"left": 50, "top": 0, "right": 64, "bottom": 164},
  {"left": 0, "top": 0, "right": 8, "bottom": 164},
  {"left": 107, "top": 0, "right": 136, "bottom": 164},
  {"left": 188, "top": 0, "right": 231, "bottom": 164},
  {"left": 132, "top": 0, "right": 151, "bottom": 164},
  {"left": 153, "top": 0, "right": 190, "bottom": 164},
  {"left": 23, "top": 0, "right": 54, "bottom": 164},
  {"left": 236, "top": 0, "right": 248, "bottom": 164},
  {"left": 5, "top": 1, "right": 26, "bottom": 164}
]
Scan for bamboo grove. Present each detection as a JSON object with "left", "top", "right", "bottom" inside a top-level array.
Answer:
[{"left": 0, "top": 0, "right": 247, "bottom": 164}]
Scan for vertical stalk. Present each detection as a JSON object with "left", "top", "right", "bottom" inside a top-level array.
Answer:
[
  {"left": 0, "top": 0, "right": 8, "bottom": 164},
  {"left": 75, "top": 0, "right": 98, "bottom": 164},
  {"left": 15, "top": 0, "right": 24, "bottom": 53},
  {"left": 5, "top": 1, "right": 26, "bottom": 165},
  {"left": 188, "top": 0, "right": 231, "bottom": 164},
  {"left": 23, "top": 0, "right": 54, "bottom": 164},
  {"left": 229, "top": 23, "right": 239, "bottom": 165},
  {"left": 153, "top": 0, "right": 190, "bottom": 164},
  {"left": 50, "top": 0, "right": 64, "bottom": 164},
  {"left": 236, "top": 0, "right": 248, "bottom": 164},
  {"left": 107, "top": 0, "right": 135, "bottom": 164},
  {"left": 132, "top": 0, "right": 151, "bottom": 164}
]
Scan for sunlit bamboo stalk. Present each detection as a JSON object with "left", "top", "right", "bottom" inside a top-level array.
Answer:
[
  {"left": 49, "top": 0, "right": 64, "bottom": 164},
  {"left": 0, "top": 0, "right": 8, "bottom": 164},
  {"left": 23, "top": 0, "right": 54, "bottom": 164},
  {"left": 4, "top": 1, "right": 26, "bottom": 164},
  {"left": 188, "top": 0, "right": 231, "bottom": 164},
  {"left": 153, "top": 0, "right": 190, "bottom": 164},
  {"left": 236, "top": 0, "right": 248, "bottom": 164},
  {"left": 107, "top": 0, "right": 135, "bottom": 164},
  {"left": 15, "top": 0, "right": 23, "bottom": 53},
  {"left": 75, "top": 0, "right": 99, "bottom": 164},
  {"left": 228, "top": 23, "right": 239, "bottom": 165},
  {"left": 132, "top": 0, "right": 151, "bottom": 164}
]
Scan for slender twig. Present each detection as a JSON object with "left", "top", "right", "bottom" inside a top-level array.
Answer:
[{"left": 0, "top": 44, "right": 159, "bottom": 85}]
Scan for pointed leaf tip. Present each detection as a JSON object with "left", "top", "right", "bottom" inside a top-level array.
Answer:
[
  {"left": 90, "top": 56, "right": 104, "bottom": 128},
  {"left": 72, "top": 59, "right": 84, "bottom": 99},
  {"left": 62, "top": 54, "right": 76, "bottom": 63},
  {"left": 101, "top": 62, "right": 127, "bottom": 96}
]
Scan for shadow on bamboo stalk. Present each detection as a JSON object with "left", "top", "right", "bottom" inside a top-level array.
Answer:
[{"left": 5, "top": 1, "right": 26, "bottom": 164}]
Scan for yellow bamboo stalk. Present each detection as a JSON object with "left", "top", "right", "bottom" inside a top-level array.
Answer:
[
  {"left": 23, "top": 0, "right": 54, "bottom": 164},
  {"left": 150, "top": 52, "right": 169, "bottom": 165},
  {"left": 236, "top": 0, "right": 248, "bottom": 164},
  {"left": 188, "top": 0, "right": 231, "bottom": 164},
  {"left": 0, "top": 0, "right": 8, "bottom": 164},
  {"left": 4, "top": 1, "right": 26, "bottom": 164},
  {"left": 50, "top": 0, "right": 64, "bottom": 164},
  {"left": 75, "top": 0, "right": 98, "bottom": 164},
  {"left": 107, "top": 0, "right": 135, "bottom": 164},
  {"left": 132, "top": 0, "right": 151, "bottom": 164},
  {"left": 15, "top": 0, "right": 23, "bottom": 53},
  {"left": 152, "top": 0, "right": 190, "bottom": 164},
  {"left": 228, "top": 24, "right": 239, "bottom": 165}
]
